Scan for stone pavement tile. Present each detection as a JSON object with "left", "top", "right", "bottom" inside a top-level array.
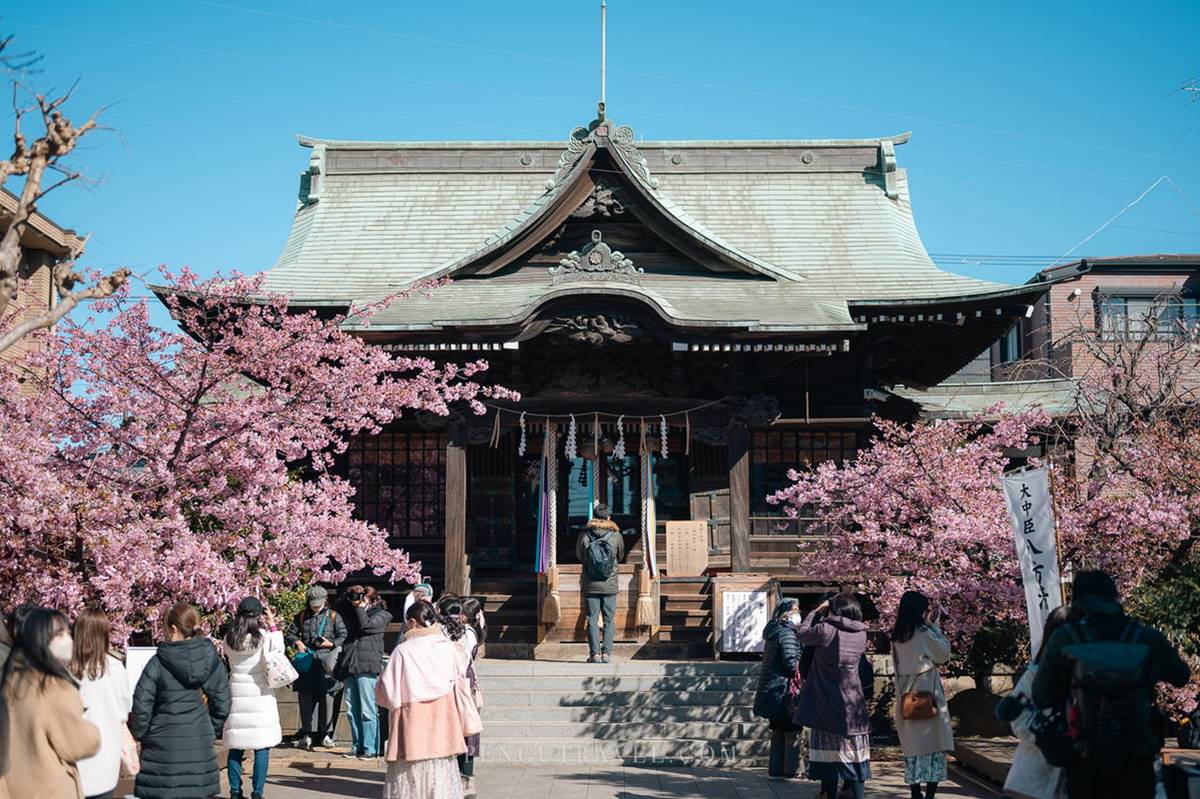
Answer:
[{"left": 191, "top": 753, "right": 995, "bottom": 799}]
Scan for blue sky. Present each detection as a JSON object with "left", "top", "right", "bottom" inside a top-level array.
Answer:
[{"left": 6, "top": 0, "right": 1200, "bottom": 306}]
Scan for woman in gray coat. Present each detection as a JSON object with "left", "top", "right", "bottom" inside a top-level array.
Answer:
[{"left": 890, "top": 591, "right": 954, "bottom": 799}]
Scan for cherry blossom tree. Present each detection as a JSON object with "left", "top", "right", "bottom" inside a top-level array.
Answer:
[
  {"left": 0, "top": 270, "right": 514, "bottom": 640},
  {"left": 770, "top": 304, "right": 1200, "bottom": 708},
  {"left": 769, "top": 409, "right": 1050, "bottom": 661}
]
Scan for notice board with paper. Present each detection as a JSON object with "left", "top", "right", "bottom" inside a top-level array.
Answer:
[{"left": 712, "top": 575, "right": 778, "bottom": 658}]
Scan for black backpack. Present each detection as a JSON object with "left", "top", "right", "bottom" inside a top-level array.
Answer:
[
  {"left": 583, "top": 530, "right": 617, "bottom": 582},
  {"left": 1060, "top": 621, "right": 1156, "bottom": 764}
]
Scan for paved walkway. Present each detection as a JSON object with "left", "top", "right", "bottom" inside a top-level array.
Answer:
[{"left": 177, "top": 751, "right": 995, "bottom": 798}]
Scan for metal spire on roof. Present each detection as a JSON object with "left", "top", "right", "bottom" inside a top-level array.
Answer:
[{"left": 598, "top": 0, "right": 607, "bottom": 122}]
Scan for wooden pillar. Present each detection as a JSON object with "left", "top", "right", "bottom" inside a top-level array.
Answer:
[
  {"left": 728, "top": 424, "right": 751, "bottom": 573},
  {"left": 445, "top": 430, "right": 468, "bottom": 596}
]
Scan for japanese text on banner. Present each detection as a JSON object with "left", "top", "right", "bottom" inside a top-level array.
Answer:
[{"left": 1001, "top": 466, "right": 1063, "bottom": 655}]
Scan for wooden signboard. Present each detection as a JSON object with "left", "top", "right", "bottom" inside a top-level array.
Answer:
[
  {"left": 712, "top": 574, "right": 779, "bottom": 659},
  {"left": 665, "top": 520, "right": 709, "bottom": 576}
]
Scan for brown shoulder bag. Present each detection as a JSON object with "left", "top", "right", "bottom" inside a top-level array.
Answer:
[{"left": 895, "top": 644, "right": 938, "bottom": 720}]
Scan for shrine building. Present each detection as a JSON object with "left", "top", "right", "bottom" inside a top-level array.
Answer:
[{"left": 258, "top": 106, "right": 1045, "bottom": 657}]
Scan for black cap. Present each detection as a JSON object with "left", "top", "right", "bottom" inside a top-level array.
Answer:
[{"left": 237, "top": 596, "right": 264, "bottom": 617}]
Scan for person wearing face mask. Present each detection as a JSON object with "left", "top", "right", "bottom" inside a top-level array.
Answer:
[
  {"left": 285, "top": 585, "right": 347, "bottom": 750},
  {"left": 129, "top": 602, "right": 231, "bottom": 799},
  {"left": 0, "top": 606, "right": 101, "bottom": 799},
  {"left": 754, "top": 598, "right": 805, "bottom": 779}
]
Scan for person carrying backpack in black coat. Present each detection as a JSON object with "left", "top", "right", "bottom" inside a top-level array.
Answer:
[
  {"left": 575, "top": 504, "right": 625, "bottom": 664},
  {"left": 1032, "top": 570, "right": 1191, "bottom": 799}
]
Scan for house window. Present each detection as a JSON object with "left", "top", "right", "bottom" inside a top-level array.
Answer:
[
  {"left": 998, "top": 323, "right": 1022, "bottom": 363},
  {"left": 1099, "top": 295, "right": 1200, "bottom": 340},
  {"left": 347, "top": 432, "right": 446, "bottom": 540},
  {"left": 749, "top": 429, "right": 860, "bottom": 536}
]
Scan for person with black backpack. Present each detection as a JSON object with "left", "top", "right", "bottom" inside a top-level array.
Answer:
[
  {"left": 575, "top": 504, "right": 625, "bottom": 664},
  {"left": 1032, "top": 570, "right": 1191, "bottom": 799}
]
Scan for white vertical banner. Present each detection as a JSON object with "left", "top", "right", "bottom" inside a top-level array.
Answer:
[{"left": 1002, "top": 466, "right": 1063, "bottom": 655}]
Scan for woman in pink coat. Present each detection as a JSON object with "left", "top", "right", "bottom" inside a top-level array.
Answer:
[{"left": 375, "top": 601, "right": 471, "bottom": 799}]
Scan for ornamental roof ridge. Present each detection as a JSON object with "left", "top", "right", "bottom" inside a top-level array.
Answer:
[
  {"left": 545, "top": 109, "right": 658, "bottom": 191},
  {"left": 293, "top": 131, "right": 913, "bottom": 150}
]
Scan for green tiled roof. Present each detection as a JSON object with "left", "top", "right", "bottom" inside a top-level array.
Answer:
[{"left": 261, "top": 126, "right": 1016, "bottom": 330}]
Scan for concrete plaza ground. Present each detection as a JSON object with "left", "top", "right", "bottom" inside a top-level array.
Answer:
[{"left": 187, "top": 750, "right": 994, "bottom": 798}]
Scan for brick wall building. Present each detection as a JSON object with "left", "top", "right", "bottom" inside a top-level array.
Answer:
[
  {"left": 0, "top": 189, "right": 86, "bottom": 362},
  {"left": 991, "top": 254, "right": 1199, "bottom": 381}
]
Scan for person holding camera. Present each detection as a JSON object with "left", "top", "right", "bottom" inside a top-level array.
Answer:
[
  {"left": 285, "top": 586, "right": 347, "bottom": 750},
  {"left": 336, "top": 585, "right": 392, "bottom": 760},
  {"left": 890, "top": 591, "right": 954, "bottom": 799}
]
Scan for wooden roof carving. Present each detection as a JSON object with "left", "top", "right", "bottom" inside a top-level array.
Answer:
[{"left": 549, "top": 230, "right": 643, "bottom": 286}]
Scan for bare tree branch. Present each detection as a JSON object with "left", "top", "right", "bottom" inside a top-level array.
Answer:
[
  {"left": 0, "top": 31, "right": 121, "bottom": 350},
  {"left": 0, "top": 266, "right": 129, "bottom": 353}
]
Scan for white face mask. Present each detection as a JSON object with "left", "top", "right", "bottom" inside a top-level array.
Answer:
[
  {"left": 789, "top": 613, "right": 802, "bottom": 626},
  {"left": 309, "top": 599, "right": 325, "bottom": 611},
  {"left": 50, "top": 633, "right": 74, "bottom": 664}
]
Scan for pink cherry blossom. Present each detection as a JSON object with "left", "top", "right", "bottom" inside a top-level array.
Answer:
[{"left": 0, "top": 270, "right": 516, "bottom": 641}]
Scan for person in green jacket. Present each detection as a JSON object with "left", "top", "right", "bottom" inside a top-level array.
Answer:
[{"left": 1032, "top": 570, "right": 1190, "bottom": 799}]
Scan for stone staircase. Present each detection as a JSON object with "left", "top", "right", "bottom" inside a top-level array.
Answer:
[{"left": 475, "top": 659, "right": 768, "bottom": 767}]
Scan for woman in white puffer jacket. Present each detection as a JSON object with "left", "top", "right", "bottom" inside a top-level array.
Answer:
[{"left": 222, "top": 597, "right": 284, "bottom": 799}]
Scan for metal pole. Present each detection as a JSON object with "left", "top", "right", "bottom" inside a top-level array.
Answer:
[{"left": 601, "top": 0, "right": 607, "bottom": 105}]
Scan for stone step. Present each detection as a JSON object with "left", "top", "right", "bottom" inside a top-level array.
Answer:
[
  {"left": 475, "top": 660, "right": 759, "bottom": 677},
  {"left": 480, "top": 674, "right": 755, "bottom": 692},
  {"left": 477, "top": 737, "right": 769, "bottom": 766},
  {"left": 478, "top": 704, "right": 760, "bottom": 723},
  {"left": 480, "top": 719, "right": 768, "bottom": 740},
  {"left": 484, "top": 689, "right": 756, "bottom": 708}
]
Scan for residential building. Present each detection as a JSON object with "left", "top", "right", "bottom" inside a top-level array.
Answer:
[{"left": 0, "top": 188, "right": 86, "bottom": 361}]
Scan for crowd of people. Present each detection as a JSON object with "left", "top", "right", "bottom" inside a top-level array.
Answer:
[
  {"left": 0, "top": 566, "right": 1191, "bottom": 799},
  {"left": 0, "top": 583, "right": 486, "bottom": 799},
  {"left": 753, "top": 569, "right": 1192, "bottom": 799}
]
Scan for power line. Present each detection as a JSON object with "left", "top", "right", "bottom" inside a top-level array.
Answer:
[{"left": 164, "top": 0, "right": 1199, "bottom": 167}]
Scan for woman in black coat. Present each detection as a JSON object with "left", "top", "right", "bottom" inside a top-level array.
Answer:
[
  {"left": 130, "top": 603, "right": 231, "bottom": 799},
  {"left": 754, "top": 598, "right": 804, "bottom": 778}
]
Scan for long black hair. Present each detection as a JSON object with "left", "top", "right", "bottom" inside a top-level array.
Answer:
[
  {"left": 1, "top": 607, "right": 76, "bottom": 691},
  {"left": 224, "top": 611, "right": 264, "bottom": 652},
  {"left": 461, "top": 596, "right": 486, "bottom": 644},
  {"left": 437, "top": 596, "right": 466, "bottom": 642},
  {"left": 890, "top": 590, "right": 930, "bottom": 644}
]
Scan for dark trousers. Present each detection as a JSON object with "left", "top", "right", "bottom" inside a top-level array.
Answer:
[
  {"left": 585, "top": 594, "right": 617, "bottom": 655},
  {"left": 767, "top": 730, "right": 801, "bottom": 777},
  {"left": 299, "top": 685, "right": 342, "bottom": 740},
  {"left": 1066, "top": 758, "right": 1155, "bottom": 799}
]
